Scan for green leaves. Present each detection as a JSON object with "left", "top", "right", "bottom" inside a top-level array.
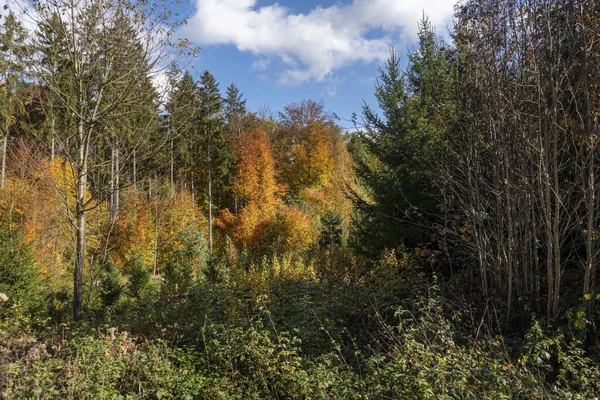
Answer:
[
  {"left": 351, "top": 16, "right": 455, "bottom": 257},
  {"left": 0, "top": 216, "right": 43, "bottom": 318}
]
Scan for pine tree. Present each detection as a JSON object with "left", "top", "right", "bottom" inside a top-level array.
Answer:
[
  {"left": 166, "top": 71, "right": 201, "bottom": 194},
  {"left": 351, "top": 18, "right": 455, "bottom": 257},
  {"left": 197, "top": 70, "right": 233, "bottom": 253},
  {"left": 0, "top": 10, "right": 28, "bottom": 189},
  {"left": 223, "top": 82, "right": 246, "bottom": 126}
]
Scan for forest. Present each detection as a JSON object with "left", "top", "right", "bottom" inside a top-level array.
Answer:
[{"left": 0, "top": 0, "right": 599, "bottom": 398}]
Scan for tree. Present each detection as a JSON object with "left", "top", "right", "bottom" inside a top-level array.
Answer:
[
  {"left": 223, "top": 82, "right": 246, "bottom": 129},
  {"left": 350, "top": 48, "right": 412, "bottom": 257},
  {"left": 166, "top": 71, "right": 200, "bottom": 194},
  {"left": 0, "top": 213, "right": 42, "bottom": 317},
  {"left": 351, "top": 18, "right": 455, "bottom": 259},
  {"left": 197, "top": 70, "right": 232, "bottom": 254},
  {"left": 30, "top": 0, "right": 190, "bottom": 320},
  {"left": 0, "top": 10, "right": 28, "bottom": 189},
  {"left": 274, "top": 100, "right": 354, "bottom": 245},
  {"left": 35, "top": 11, "right": 73, "bottom": 161},
  {"left": 219, "top": 128, "right": 283, "bottom": 250}
]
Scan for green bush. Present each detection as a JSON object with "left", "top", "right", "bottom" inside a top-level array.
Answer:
[
  {"left": 99, "top": 263, "right": 123, "bottom": 308},
  {"left": 163, "top": 228, "right": 208, "bottom": 295},
  {"left": 127, "top": 253, "right": 150, "bottom": 299},
  {"left": 0, "top": 220, "right": 43, "bottom": 318}
]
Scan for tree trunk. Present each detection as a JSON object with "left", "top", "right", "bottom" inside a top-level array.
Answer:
[
  {"left": 207, "top": 139, "right": 213, "bottom": 255},
  {"left": 154, "top": 199, "right": 159, "bottom": 276},
  {"left": 74, "top": 119, "right": 88, "bottom": 321},
  {"left": 110, "top": 144, "right": 120, "bottom": 223},
  {"left": 51, "top": 106, "right": 56, "bottom": 161},
  {"left": 1, "top": 133, "right": 7, "bottom": 189},
  {"left": 170, "top": 136, "right": 174, "bottom": 195},
  {"left": 133, "top": 147, "right": 137, "bottom": 188},
  {"left": 110, "top": 144, "right": 115, "bottom": 220},
  {"left": 115, "top": 147, "right": 120, "bottom": 213},
  {"left": 581, "top": 22, "right": 597, "bottom": 311},
  {"left": 191, "top": 168, "right": 195, "bottom": 204}
]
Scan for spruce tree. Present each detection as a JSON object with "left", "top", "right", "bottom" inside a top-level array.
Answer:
[
  {"left": 198, "top": 70, "right": 233, "bottom": 253},
  {"left": 166, "top": 71, "right": 201, "bottom": 193},
  {"left": 224, "top": 82, "right": 246, "bottom": 125},
  {"left": 0, "top": 10, "right": 28, "bottom": 189},
  {"left": 351, "top": 17, "right": 455, "bottom": 257},
  {"left": 36, "top": 12, "right": 74, "bottom": 161}
]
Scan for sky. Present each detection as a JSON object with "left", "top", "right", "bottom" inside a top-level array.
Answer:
[
  {"left": 176, "top": 0, "right": 458, "bottom": 129},
  {"left": 2, "top": 0, "right": 458, "bottom": 129}
]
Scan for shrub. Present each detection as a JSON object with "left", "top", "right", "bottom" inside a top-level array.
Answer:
[
  {"left": 99, "top": 263, "right": 123, "bottom": 308},
  {"left": 126, "top": 253, "right": 150, "bottom": 299},
  {"left": 163, "top": 228, "right": 208, "bottom": 295},
  {"left": 0, "top": 218, "right": 43, "bottom": 318}
]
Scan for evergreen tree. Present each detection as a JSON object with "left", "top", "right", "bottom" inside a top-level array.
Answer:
[
  {"left": 166, "top": 71, "right": 201, "bottom": 193},
  {"left": 197, "top": 70, "right": 233, "bottom": 253},
  {"left": 0, "top": 213, "right": 43, "bottom": 317},
  {"left": 35, "top": 11, "right": 74, "bottom": 161},
  {"left": 101, "top": 9, "right": 161, "bottom": 220},
  {"left": 351, "top": 18, "right": 455, "bottom": 258},
  {"left": 0, "top": 10, "right": 28, "bottom": 189},
  {"left": 223, "top": 82, "right": 246, "bottom": 125}
]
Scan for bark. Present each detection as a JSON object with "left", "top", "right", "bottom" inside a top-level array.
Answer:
[
  {"left": 133, "top": 147, "right": 137, "bottom": 187},
  {"left": 73, "top": 118, "right": 88, "bottom": 321},
  {"left": 207, "top": 139, "right": 213, "bottom": 255},
  {"left": 170, "top": 137, "right": 174, "bottom": 195},
  {"left": 0, "top": 133, "right": 7, "bottom": 189}
]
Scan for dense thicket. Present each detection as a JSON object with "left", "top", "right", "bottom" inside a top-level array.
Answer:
[{"left": 1, "top": 0, "right": 599, "bottom": 398}]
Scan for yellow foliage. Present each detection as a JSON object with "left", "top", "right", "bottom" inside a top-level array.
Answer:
[
  {"left": 153, "top": 191, "right": 205, "bottom": 273},
  {"left": 284, "top": 122, "right": 335, "bottom": 194},
  {"left": 0, "top": 155, "right": 106, "bottom": 285},
  {"left": 267, "top": 206, "right": 317, "bottom": 255},
  {"left": 111, "top": 188, "right": 154, "bottom": 268}
]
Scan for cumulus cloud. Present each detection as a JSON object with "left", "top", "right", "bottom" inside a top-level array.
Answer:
[{"left": 180, "top": 0, "right": 456, "bottom": 84}]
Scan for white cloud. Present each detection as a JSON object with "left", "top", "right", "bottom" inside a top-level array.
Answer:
[
  {"left": 181, "top": 0, "right": 456, "bottom": 84},
  {"left": 150, "top": 67, "right": 172, "bottom": 104},
  {"left": 251, "top": 57, "right": 271, "bottom": 71}
]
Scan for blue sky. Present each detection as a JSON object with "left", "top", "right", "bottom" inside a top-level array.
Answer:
[
  {"left": 175, "top": 0, "right": 457, "bottom": 128},
  {"left": 3, "top": 0, "right": 456, "bottom": 127},
  {"left": 4, "top": 0, "right": 456, "bottom": 128}
]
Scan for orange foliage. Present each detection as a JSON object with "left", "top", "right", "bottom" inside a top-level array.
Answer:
[
  {"left": 219, "top": 129, "right": 283, "bottom": 248},
  {"left": 234, "top": 128, "right": 283, "bottom": 216},
  {"left": 218, "top": 128, "right": 317, "bottom": 254},
  {"left": 111, "top": 188, "right": 154, "bottom": 268}
]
